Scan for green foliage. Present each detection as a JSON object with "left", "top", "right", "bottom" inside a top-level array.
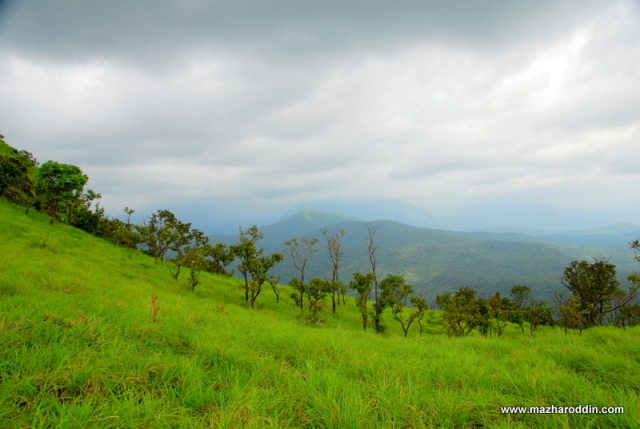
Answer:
[
  {"left": 227, "top": 226, "right": 282, "bottom": 307},
  {"left": 380, "top": 274, "right": 426, "bottom": 337},
  {"left": 266, "top": 273, "right": 282, "bottom": 303},
  {"left": 349, "top": 271, "right": 374, "bottom": 331},
  {"left": 204, "top": 242, "right": 234, "bottom": 275},
  {"left": 36, "top": 161, "right": 88, "bottom": 224},
  {"left": 88, "top": 206, "right": 141, "bottom": 250},
  {"left": 0, "top": 155, "right": 34, "bottom": 207},
  {"left": 525, "top": 300, "right": 554, "bottom": 336},
  {"left": 557, "top": 295, "right": 586, "bottom": 335},
  {"left": 230, "top": 225, "right": 264, "bottom": 303},
  {"left": 135, "top": 209, "right": 191, "bottom": 264},
  {"left": 247, "top": 252, "right": 284, "bottom": 308},
  {"left": 510, "top": 285, "right": 532, "bottom": 309},
  {"left": 182, "top": 246, "right": 207, "bottom": 292},
  {"left": 439, "top": 287, "right": 480, "bottom": 337},
  {"left": 476, "top": 293, "right": 510, "bottom": 337},
  {"left": 615, "top": 303, "right": 640, "bottom": 328},
  {"left": 304, "top": 278, "right": 333, "bottom": 325},
  {"left": 561, "top": 259, "right": 636, "bottom": 327},
  {"left": 434, "top": 291, "right": 452, "bottom": 310}
]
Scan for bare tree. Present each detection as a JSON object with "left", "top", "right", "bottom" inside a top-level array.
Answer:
[
  {"left": 322, "top": 228, "right": 346, "bottom": 314},
  {"left": 284, "top": 237, "right": 319, "bottom": 309},
  {"left": 365, "top": 222, "right": 385, "bottom": 332}
]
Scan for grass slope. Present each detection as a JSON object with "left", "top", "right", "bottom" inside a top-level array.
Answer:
[{"left": 1, "top": 199, "right": 639, "bottom": 428}]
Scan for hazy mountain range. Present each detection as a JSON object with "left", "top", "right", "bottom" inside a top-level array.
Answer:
[
  {"left": 175, "top": 198, "right": 632, "bottom": 236},
  {"left": 211, "top": 209, "right": 640, "bottom": 302}
]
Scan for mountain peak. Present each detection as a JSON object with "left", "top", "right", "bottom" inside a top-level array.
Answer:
[{"left": 290, "top": 209, "right": 357, "bottom": 222}]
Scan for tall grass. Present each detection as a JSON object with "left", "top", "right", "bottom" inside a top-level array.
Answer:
[{"left": 0, "top": 199, "right": 638, "bottom": 428}]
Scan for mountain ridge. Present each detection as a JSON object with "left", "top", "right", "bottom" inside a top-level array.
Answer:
[{"left": 209, "top": 209, "right": 640, "bottom": 301}]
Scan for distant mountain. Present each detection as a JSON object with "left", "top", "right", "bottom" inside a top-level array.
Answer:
[
  {"left": 210, "top": 209, "right": 358, "bottom": 250},
  {"left": 279, "top": 199, "right": 459, "bottom": 229},
  {"left": 461, "top": 201, "right": 612, "bottom": 232},
  {"left": 263, "top": 209, "right": 358, "bottom": 237},
  {"left": 581, "top": 223, "right": 640, "bottom": 237},
  {"left": 438, "top": 229, "right": 638, "bottom": 273},
  {"left": 209, "top": 209, "right": 640, "bottom": 302},
  {"left": 279, "top": 199, "right": 631, "bottom": 233},
  {"left": 174, "top": 196, "right": 636, "bottom": 236}
]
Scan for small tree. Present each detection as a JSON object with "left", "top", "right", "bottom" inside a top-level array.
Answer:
[
  {"left": 561, "top": 258, "right": 637, "bottom": 327},
  {"left": 118, "top": 207, "right": 140, "bottom": 251},
  {"left": 69, "top": 190, "right": 104, "bottom": 234},
  {"left": 510, "top": 285, "right": 532, "bottom": 310},
  {"left": 413, "top": 297, "right": 428, "bottom": 335},
  {"left": 284, "top": 236, "right": 319, "bottom": 310},
  {"left": 167, "top": 228, "right": 207, "bottom": 281},
  {"left": 476, "top": 293, "right": 509, "bottom": 337},
  {"left": 304, "top": 278, "right": 333, "bottom": 325},
  {"left": 97, "top": 207, "right": 140, "bottom": 251},
  {"left": 135, "top": 210, "right": 192, "bottom": 264},
  {"left": 205, "top": 242, "right": 235, "bottom": 275},
  {"left": 267, "top": 274, "right": 282, "bottom": 303},
  {"left": 247, "top": 253, "right": 284, "bottom": 308},
  {"left": 182, "top": 245, "right": 207, "bottom": 292},
  {"left": 556, "top": 294, "right": 585, "bottom": 335},
  {"left": 380, "top": 274, "right": 425, "bottom": 337},
  {"left": 230, "top": 225, "right": 264, "bottom": 303},
  {"left": 525, "top": 301, "right": 553, "bottom": 336},
  {"left": 439, "top": 287, "right": 479, "bottom": 337},
  {"left": 334, "top": 281, "right": 347, "bottom": 306},
  {"left": 507, "top": 286, "right": 532, "bottom": 334},
  {"left": 349, "top": 272, "right": 374, "bottom": 331},
  {"left": 615, "top": 303, "right": 640, "bottom": 329},
  {"left": 36, "top": 161, "right": 88, "bottom": 224}
]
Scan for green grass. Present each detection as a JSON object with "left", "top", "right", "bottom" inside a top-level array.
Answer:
[{"left": 1, "top": 199, "right": 639, "bottom": 428}]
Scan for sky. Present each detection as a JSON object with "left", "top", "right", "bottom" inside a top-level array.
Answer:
[{"left": 1, "top": 0, "right": 639, "bottom": 233}]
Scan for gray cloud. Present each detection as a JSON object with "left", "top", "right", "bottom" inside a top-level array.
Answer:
[
  {"left": 1, "top": 0, "right": 639, "bottom": 232},
  {"left": 3, "top": 1, "right": 605, "bottom": 62}
]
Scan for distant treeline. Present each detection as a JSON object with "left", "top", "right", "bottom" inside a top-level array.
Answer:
[{"left": 2, "top": 140, "right": 640, "bottom": 335}]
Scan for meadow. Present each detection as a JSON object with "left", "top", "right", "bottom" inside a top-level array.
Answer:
[{"left": 0, "top": 199, "right": 639, "bottom": 428}]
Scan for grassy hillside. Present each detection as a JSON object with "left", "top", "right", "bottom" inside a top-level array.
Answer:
[{"left": 1, "top": 199, "right": 639, "bottom": 428}]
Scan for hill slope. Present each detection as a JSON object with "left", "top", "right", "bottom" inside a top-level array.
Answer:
[{"left": 1, "top": 199, "right": 639, "bottom": 428}]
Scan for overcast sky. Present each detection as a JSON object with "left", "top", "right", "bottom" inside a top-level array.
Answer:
[{"left": 1, "top": 0, "right": 639, "bottom": 232}]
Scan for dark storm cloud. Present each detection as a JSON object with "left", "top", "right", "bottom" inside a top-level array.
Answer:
[{"left": 4, "top": 0, "right": 603, "bottom": 63}]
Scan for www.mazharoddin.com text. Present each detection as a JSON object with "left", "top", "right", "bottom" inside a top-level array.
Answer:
[{"left": 501, "top": 405, "right": 624, "bottom": 414}]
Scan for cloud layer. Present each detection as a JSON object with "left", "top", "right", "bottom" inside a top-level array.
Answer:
[{"left": 1, "top": 0, "right": 639, "bottom": 231}]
